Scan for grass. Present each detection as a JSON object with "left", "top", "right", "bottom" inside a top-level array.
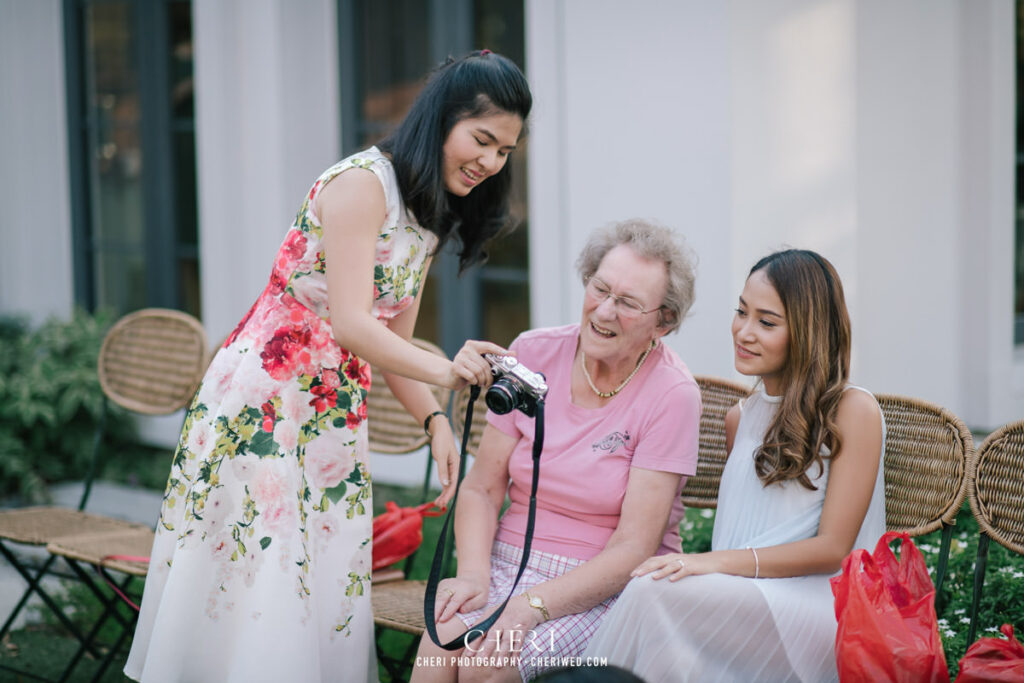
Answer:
[{"left": 2, "top": 464, "right": 1022, "bottom": 682}]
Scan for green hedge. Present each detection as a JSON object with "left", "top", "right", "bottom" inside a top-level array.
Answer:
[{"left": 0, "top": 308, "right": 137, "bottom": 503}]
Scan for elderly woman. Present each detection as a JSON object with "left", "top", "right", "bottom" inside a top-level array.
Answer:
[{"left": 411, "top": 219, "right": 702, "bottom": 682}]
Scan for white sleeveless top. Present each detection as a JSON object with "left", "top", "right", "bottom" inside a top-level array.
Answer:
[{"left": 712, "top": 386, "right": 887, "bottom": 556}]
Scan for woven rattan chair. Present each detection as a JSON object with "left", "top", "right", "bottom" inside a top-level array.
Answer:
[
  {"left": 450, "top": 382, "right": 489, "bottom": 457},
  {"left": 965, "top": 419, "right": 1024, "bottom": 643},
  {"left": 368, "top": 338, "right": 451, "bottom": 681},
  {"left": 682, "top": 376, "right": 751, "bottom": 508},
  {"left": 874, "top": 394, "right": 973, "bottom": 605},
  {"left": 0, "top": 308, "right": 207, "bottom": 682}
]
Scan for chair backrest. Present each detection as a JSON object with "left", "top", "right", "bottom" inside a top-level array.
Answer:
[
  {"left": 681, "top": 376, "right": 751, "bottom": 509},
  {"left": 98, "top": 308, "right": 208, "bottom": 415},
  {"left": 968, "top": 419, "right": 1024, "bottom": 555},
  {"left": 875, "top": 394, "right": 973, "bottom": 536},
  {"left": 366, "top": 338, "right": 451, "bottom": 454},
  {"left": 450, "top": 384, "right": 488, "bottom": 457}
]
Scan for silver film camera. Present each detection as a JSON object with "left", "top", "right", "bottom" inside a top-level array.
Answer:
[{"left": 483, "top": 354, "right": 548, "bottom": 416}]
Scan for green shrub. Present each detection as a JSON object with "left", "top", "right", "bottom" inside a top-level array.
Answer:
[{"left": 0, "top": 308, "right": 137, "bottom": 503}]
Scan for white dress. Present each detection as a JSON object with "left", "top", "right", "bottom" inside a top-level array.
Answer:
[
  {"left": 583, "top": 387, "right": 886, "bottom": 682},
  {"left": 125, "top": 148, "right": 434, "bottom": 683}
]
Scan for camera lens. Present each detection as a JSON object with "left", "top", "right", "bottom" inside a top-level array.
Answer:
[{"left": 485, "top": 379, "right": 518, "bottom": 415}]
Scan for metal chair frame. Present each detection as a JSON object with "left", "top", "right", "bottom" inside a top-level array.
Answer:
[{"left": 0, "top": 308, "right": 207, "bottom": 682}]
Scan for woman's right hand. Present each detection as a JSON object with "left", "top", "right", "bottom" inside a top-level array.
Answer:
[
  {"left": 446, "top": 339, "right": 513, "bottom": 390},
  {"left": 434, "top": 571, "right": 490, "bottom": 622}
]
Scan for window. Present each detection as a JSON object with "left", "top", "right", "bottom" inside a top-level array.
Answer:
[
  {"left": 339, "top": 0, "right": 530, "bottom": 354},
  {"left": 65, "top": 0, "right": 199, "bottom": 318}
]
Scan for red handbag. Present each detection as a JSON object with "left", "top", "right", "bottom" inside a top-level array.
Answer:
[
  {"left": 371, "top": 500, "right": 443, "bottom": 570},
  {"left": 955, "top": 624, "right": 1024, "bottom": 683},
  {"left": 830, "top": 531, "right": 950, "bottom": 683}
]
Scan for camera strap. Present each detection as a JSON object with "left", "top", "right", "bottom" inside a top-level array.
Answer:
[{"left": 423, "top": 384, "right": 545, "bottom": 651}]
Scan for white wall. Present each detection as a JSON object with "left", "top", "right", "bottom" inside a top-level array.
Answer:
[
  {"left": 527, "top": 0, "right": 734, "bottom": 378},
  {"left": 526, "top": 0, "right": 1016, "bottom": 429},
  {"left": 193, "top": 0, "right": 341, "bottom": 345},
  {"left": 0, "top": 0, "right": 74, "bottom": 324}
]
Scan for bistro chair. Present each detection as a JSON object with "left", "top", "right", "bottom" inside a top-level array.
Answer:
[
  {"left": 965, "top": 418, "right": 1024, "bottom": 643},
  {"left": 0, "top": 308, "right": 207, "bottom": 682},
  {"left": 874, "top": 394, "right": 973, "bottom": 607}
]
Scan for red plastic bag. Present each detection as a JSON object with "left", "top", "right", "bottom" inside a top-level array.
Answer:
[
  {"left": 371, "top": 500, "right": 443, "bottom": 570},
  {"left": 955, "top": 624, "right": 1024, "bottom": 682},
  {"left": 830, "top": 530, "right": 950, "bottom": 682}
]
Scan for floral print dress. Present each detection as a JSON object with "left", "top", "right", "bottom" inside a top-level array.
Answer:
[{"left": 125, "top": 147, "right": 436, "bottom": 683}]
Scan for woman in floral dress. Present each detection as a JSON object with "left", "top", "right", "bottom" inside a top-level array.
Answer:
[{"left": 125, "top": 50, "right": 532, "bottom": 683}]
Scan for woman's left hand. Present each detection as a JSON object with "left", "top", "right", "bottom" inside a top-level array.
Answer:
[
  {"left": 466, "top": 594, "right": 543, "bottom": 660},
  {"left": 632, "top": 552, "right": 718, "bottom": 581},
  {"left": 429, "top": 418, "right": 460, "bottom": 508}
]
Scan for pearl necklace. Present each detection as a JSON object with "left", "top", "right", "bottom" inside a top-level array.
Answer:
[{"left": 580, "top": 340, "right": 657, "bottom": 399}]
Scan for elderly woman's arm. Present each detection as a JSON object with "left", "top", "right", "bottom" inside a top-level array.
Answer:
[
  {"left": 432, "top": 423, "right": 518, "bottom": 622},
  {"left": 468, "top": 465, "right": 681, "bottom": 659}
]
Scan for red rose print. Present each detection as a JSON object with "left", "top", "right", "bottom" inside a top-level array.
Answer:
[
  {"left": 260, "top": 325, "right": 313, "bottom": 381},
  {"left": 321, "top": 369, "right": 341, "bottom": 391},
  {"left": 346, "top": 411, "right": 361, "bottom": 429}
]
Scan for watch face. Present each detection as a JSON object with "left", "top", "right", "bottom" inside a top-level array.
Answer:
[{"left": 529, "top": 596, "right": 541, "bottom": 607}]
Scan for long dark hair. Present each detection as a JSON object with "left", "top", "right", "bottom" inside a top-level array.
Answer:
[
  {"left": 750, "top": 249, "right": 851, "bottom": 490},
  {"left": 377, "top": 50, "right": 532, "bottom": 272}
]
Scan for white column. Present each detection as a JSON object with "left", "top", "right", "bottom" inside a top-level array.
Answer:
[
  {"left": 193, "top": 0, "right": 341, "bottom": 344},
  {"left": 526, "top": 0, "right": 732, "bottom": 375},
  {"left": 0, "top": 0, "right": 74, "bottom": 324}
]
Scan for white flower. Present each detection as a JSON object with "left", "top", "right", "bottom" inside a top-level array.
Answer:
[
  {"left": 209, "top": 533, "right": 233, "bottom": 562},
  {"left": 274, "top": 418, "right": 299, "bottom": 453},
  {"left": 350, "top": 546, "right": 371, "bottom": 575},
  {"left": 314, "top": 512, "right": 339, "bottom": 542},
  {"left": 304, "top": 430, "right": 356, "bottom": 490},
  {"left": 260, "top": 500, "right": 299, "bottom": 537},
  {"left": 960, "top": 617, "right": 971, "bottom": 624},
  {"left": 231, "top": 454, "right": 258, "bottom": 481},
  {"left": 250, "top": 465, "right": 291, "bottom": 506},
  {"left": 186, "top": 416, "right": 217, "bottom": 458},
  {"left": 197, "top": 349, "right": 244, "bottom": 406},
  {"left": 202, "top": 485, "right": 234, "bottom": 531},
  {"left": 944, "top": 630, "right": 956, "bottom": 638},
  {"left": 700, "top": 509, "right": 714, "bottom": 519}
]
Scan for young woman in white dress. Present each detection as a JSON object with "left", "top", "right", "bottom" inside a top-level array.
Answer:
[{"left": 584, "top": 248, "right": 887, "bottom": 682}]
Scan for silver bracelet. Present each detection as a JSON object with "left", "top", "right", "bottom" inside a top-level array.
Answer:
[{"left": 747, "top": 546, "right": 760, "bottom": 579}]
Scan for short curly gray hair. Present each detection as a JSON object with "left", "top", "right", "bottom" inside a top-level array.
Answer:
[{"left": 575, "top": 218, "right": 697, "bottom": 334}]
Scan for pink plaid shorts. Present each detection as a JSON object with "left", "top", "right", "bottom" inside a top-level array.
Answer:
[{"left": 457, "top": 541, "right": 619, "bottom": 681}]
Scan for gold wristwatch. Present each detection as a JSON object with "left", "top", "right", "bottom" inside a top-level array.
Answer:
[{"left": 523, "top": 591, "right": 550, "bottom": 621}]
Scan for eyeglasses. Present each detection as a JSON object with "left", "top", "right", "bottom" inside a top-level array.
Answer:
[{"left": 584, "top": 277, "right": 663, "bottom": 319}]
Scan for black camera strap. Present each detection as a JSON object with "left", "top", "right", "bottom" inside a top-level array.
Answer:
[{"left": 423, "top": 384, "right": 545, "bottom": 651}]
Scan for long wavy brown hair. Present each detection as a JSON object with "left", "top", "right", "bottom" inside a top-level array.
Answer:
[{"left": 750, "top": 249, "right": 851, "bottom": 490}]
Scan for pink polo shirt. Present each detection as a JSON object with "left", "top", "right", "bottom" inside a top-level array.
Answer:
[{"left": 488, "top": 324, "right": 701, "bottom": 561}]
